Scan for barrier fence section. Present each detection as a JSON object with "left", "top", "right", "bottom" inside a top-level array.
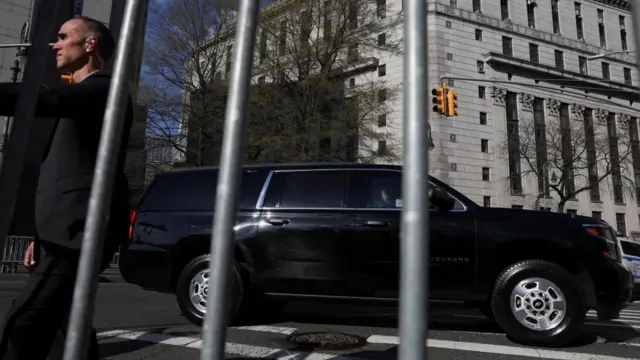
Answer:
[
  {"left": 0, "top": 236, "right": 120, "bottom": 274},
  {"left": 0, "top": 0, "right": 639, "bottom": 359}
]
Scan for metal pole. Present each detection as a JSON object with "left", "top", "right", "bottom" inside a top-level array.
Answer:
[
  {"left": 199, "top": 0, "right": 260, "bottom": 359},
  {"left": 0, "top": 0, "right": 60, "bottom": 277},
  {"left": 0, "top": 43, "right": 55, "bottom": 48},
  {"left": 398, "top": 0, "right": 429, "bottom": 359},
  {"left": 61, "top": 0, "right": 148, "bottom": 359}
]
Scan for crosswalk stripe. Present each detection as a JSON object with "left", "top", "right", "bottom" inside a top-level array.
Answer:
[{"left": 95, "top": 328, "right": 638, "bottom": 360}]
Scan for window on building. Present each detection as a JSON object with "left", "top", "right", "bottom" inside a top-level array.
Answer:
[
  {"left": 592, "top": 211, "right": 602, "bottom": 219},
  {"left": 624, "top": 68, "right": 632, "bottom": 85},
  {"left": 529, "top": 43, "right": 539, "bottom": 63},
  {"left": 500, "top": 0, "right": 509, "bottom": 20},
  {"left": 533, "top": 97, "right": 548, "bottom": 194},
  {"left": 502, "top": 36, "right": 513, "bottom": 57},
  {"left": 554, "top": 50, "right": 564, "bottom": 70},
  {"left": 481, "top": 139, "right": 489, "bottom": 153},
  {"left": 378, "top": 114, "right": 387, "bottom": 127},
  {"left": 602, "top": 62, "right": 610, "bottom": 80},
  {"left": 551, "top": 0, "right": 560, "bottom": 34},
  {"left": 378, "top": 140, "right": 387, "bottom": 155},
  {"left": 378, "top": 64, "right": 386, "bottom": 77},
  {"left": 616, "top": 213, "right": 627, "bottom": 236},
  {"left": 378, "top": 33, "right": 386, "bottom": 45},
  {"left": 620, "top": 16, "right": 628, "bottom": 51},
  {"left": 507, "top": 91, "right": 521, "bottom": 193},
  {"left": 475, "top": 29, "right": 483, "bottom": 41},
  {"left": 377, "top": 0, "right": 386, "bottom": 18},
  {"left": 628, "top": 118, "right": 640, "bottom": 205},
  {"left": 527, "top": 2, "right": 535, "bottom": 28},
  {"left": 482, "top": 167, "right": 490, "bottom": 181},
  {"left": 560, "top": 103, "right": 576, "bottom": 196},
  {"left": 473, "top": 0, "right": 481, "bottom": 13},
  {"left": 478, "top": 86, "right": 486, "bottom": 98},
  {"left": 480, "top": 112, "right": 487, "bottom": 124},
  {"left": 584, "top": 108, "right": 600, "bottom": 202},
  {"left": 575, "top": 2, "right": 583, "bottom": 41},
  {"left": 608, "top": 113, "right": 624, "bottom": 204},
  {"left": 598, "top": 9, "right": 607, "bottom": 48},
  {"left": 579, "top": 56, "right": 588, "bottom": 75},
  {"left": 450, "top": 0, "right": 457, "bottom": 7},
  {"left": 477, "top": 60, "right": 485, "bottom": 73},
  {"left": 483, "top": 196, "right": 491, "bottom": 207}
]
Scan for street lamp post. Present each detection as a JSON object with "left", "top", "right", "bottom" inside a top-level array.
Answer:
[{"left": 534, "top": 161, "right": 558, "bottom": 211}]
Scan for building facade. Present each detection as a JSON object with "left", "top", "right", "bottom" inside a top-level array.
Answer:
[{"left": 413, "top": 0, "right": 640, "bottom": 236}]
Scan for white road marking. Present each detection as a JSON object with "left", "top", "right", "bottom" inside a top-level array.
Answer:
[
  {"left": 232, "top": 325, "right": 298, "bottom": 335},
  {"left": 367, "top": 335, "right": 637, "bottom": 359},
  {"left": 98, "top": 328, "right": 638, "bottom": 360}
]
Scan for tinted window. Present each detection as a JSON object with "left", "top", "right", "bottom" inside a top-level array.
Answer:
[
  {"left": 264, "top": 170, "right": 347, "bottom": 208},
  {"left": 141, "top": 169, "right": 268, "bottom": 211},
  {"left": 365, "top": 171, "right": 402, "bottom": 208},
  {"left": 621, "top": 241, "right": 640, "bottom": 257}
]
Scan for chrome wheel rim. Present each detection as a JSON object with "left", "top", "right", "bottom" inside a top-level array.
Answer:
[
  {"left": 189, "top": 269, "right": 209, "bottom": 314},
  {"left": 510, "top": 277, "right": 566, "bottom": 331}
]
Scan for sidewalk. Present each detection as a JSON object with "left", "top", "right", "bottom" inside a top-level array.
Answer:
[{"left": 0, "top": 267, "right": 124, "bottom": 284}]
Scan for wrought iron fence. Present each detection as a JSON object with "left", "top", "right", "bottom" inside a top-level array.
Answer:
[{"left": 0, "top": 236, "right": 120, "bottom": 274}]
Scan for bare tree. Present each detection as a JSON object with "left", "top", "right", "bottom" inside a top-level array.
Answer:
[
  {"left": 142, "top": 0, "right": 236, "bottom": 166},
  {"left": 245, "top": 0, "right": 404, "bottom": 163},
  {"left": 502, "top": 108, "right": 635, "bottom": 213}
]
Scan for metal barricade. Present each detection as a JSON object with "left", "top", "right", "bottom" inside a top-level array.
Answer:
[{"left": 0, "top": 236, "right": 33, "bottom": 274}]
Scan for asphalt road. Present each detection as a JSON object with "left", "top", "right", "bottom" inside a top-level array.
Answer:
[{"left": 1, "top": 272, "right": 639, "bottom": 359}]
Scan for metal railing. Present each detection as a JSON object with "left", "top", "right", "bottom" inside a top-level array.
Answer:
[
  {"left": 1, "top": 0, "right": 639, "bottom": 359},
  {"left": 0, "top": 236, "right": 120, "bottom": 274}
]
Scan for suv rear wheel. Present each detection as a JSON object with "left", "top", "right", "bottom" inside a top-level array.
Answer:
[
  {"left": 176, "top": 254, "right": 245, "bottom": 327},
  {"left": 490, "top": 259, "right": 586, "bottom": 347}
]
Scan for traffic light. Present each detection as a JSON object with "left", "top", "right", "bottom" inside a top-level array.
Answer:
[
  {"left": 431, "top": 85, "right": 447, "bottom": 114},
  {"left": 446, "top": 89, "right": 457, "bottom": 117}
]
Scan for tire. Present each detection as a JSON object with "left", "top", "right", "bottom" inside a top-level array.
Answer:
[
  {"left": 490, "top": 259, "right": 586, "bottom": 347},
  {"left": 176, "top": 254, "right": 245, "bottom": 327}
]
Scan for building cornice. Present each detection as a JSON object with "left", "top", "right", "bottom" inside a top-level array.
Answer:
[
  {"left": 484, "top": 52, "right": 640, "bottom": 100},
  {"left": 431, "top": 3, "right": 635, "bottom": 66},
  {"left": 590, "top": 0, "right": 630, "bottom": 11}
]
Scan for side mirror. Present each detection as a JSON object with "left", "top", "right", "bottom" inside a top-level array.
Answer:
[{"left": 429, "top": 186, "right": 455, "bottom": 211}]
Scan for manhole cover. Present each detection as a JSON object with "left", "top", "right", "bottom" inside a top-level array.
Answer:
[{"left": 287, "top": 332, "right": 366, "bottom": 350}]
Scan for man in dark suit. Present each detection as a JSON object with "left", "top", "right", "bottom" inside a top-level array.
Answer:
[{"left": 0, "top": 15, "right": 133, "bottom": 360}]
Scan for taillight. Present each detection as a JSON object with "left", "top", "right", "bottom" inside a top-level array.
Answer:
[
  {"left": 128, "top": 210, "right": 137, "bottom": 241},
  {"left": 583, "top": 224, "right": 620, "bottom": 261}
]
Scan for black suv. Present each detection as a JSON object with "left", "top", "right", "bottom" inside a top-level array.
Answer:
[{"left": 119, "top": 162, "right": 633, "bottom": 347}]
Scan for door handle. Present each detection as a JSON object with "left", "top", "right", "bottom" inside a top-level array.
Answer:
[
  {"left": 267, "top": 218, "right": 289, "bottom": 226},
  {"left": 365, "top": 220, "right": 389, "bottom": 227}
]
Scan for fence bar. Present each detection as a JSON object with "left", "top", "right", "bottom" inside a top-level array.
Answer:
[
  {"left": 0, "top": 0, "right": 60, "bottom": 277},
  {"left": 398, "top": 0, "right": 430, "bottom": 359},
  {"left": 199, "top": 0, "right": 261, "bottom": 359},
  {"left": 61, "top": 0, "right": 148, "bottom": 359}
]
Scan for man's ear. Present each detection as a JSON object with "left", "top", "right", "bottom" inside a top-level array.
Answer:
[{"left": 85, "top": 36, "right": 97, "bottom": 53}]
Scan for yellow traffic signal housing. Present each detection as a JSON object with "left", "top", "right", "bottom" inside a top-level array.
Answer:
[
  {"left": 431, "top": 85, "right": 447, "bottom": 114},
  {"left": 446, "top": 89, "right": 457, "bottom": 117}
]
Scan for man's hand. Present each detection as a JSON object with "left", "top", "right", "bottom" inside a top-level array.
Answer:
[{"left": 24, "top": 241, "right": 36, "bottom": 271}]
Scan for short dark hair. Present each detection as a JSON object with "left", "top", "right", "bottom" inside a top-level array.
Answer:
[{"left": 73, "top": 16, "right": 116, "bottom": 61}]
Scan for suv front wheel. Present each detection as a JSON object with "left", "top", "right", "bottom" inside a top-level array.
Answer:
[
  {"left": 490, "top": 259, "right": 586, "bottom": 347},
  {"left": 176, "top": 254, "right": 245, "bottom": 327}
]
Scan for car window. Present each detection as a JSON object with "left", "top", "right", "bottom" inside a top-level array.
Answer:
[
  {"left": 621, "top": 241, "right": 640, "bottom": 257},
  {"left": 264, "top": 170, "right": 347, "bottom": 208},
  {"left": 364, "top": 171, "right": 465, "bottom": 211},
  {"left": 141, "top": 169, "right": 268, "bottom": 211},
  {"left": 365, "top": 172, "right": 403, "bottom": 209}
]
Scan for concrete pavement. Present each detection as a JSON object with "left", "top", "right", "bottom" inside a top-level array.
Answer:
[{"left": 1, "top": 272, "right": 639, "bottom": 359}]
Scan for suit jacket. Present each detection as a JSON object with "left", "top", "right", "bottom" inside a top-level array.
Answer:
[{"left": 0, "top": 71, "right": 133, "bottom": 261}]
